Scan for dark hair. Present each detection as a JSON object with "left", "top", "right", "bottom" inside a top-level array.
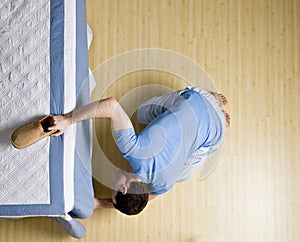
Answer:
[{"left": 113, "top": 182, "right": 150, "bottom": 215}]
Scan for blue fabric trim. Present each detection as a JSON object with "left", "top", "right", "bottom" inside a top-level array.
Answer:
[
  {"left": 70, "top": 0, "right": 94, "bottom": 219},
  {"left": 48, "top": 0, "right": 65, "bottom": 215},
  {"left": 76, "top": 0, "right": 89, "bottom": 95}
]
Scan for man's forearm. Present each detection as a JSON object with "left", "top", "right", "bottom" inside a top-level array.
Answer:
[
  {"left": 94, "top": 198, "right": 114, "bottom": 209},
  {"left": 50, "top": 97, "right": 133, "bottom": 136},
  {"left": 71, "top": 100, "right": 100, "bottom": 124}
]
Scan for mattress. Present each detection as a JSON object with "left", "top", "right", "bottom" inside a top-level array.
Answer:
[{"left": 0, "top": 0, "right": 94, "bottom": 219}]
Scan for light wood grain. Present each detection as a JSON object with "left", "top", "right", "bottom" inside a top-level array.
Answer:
[{"left": 0, "top": 0, "right": 299, "bottom": 241}]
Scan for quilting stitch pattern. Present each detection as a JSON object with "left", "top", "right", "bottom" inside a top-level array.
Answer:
[{"left": 0, "top": 0, "right": 51, "bottom": 205}]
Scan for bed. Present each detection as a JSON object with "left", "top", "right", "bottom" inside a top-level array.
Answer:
[{"left": 0, "top": 0, "right": 94, "bottom": 238}]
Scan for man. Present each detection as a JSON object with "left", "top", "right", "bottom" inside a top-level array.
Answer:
[{"left": 49, "top": 86, "right": 230, "bottom": 215}]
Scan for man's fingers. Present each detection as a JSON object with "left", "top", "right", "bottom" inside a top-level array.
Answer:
[
  {"left": 51, "top": 130, "right": 63, "bottom": 137},
  {"left": 48, "top": 115, "right": 68, "bottom": 136},
  {"left": 48, "top": 125, "right": 58, "bottom": 131}
]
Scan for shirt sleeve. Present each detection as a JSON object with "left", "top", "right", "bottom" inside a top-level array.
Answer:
[
  {"left": 137, "top": 92, "right": 179, "bottom": 124},
  {"left": 113, "top": 128, "right": 137, "bottom": 155},
  {"left": 151, "top": 184, "right": 174, "bottom": 195}
]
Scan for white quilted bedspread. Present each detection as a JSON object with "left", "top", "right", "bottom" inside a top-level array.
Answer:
[{"left": 0, "top": 0, "right": 51, "bottom": 204}]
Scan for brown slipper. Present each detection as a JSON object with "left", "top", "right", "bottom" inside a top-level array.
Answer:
[{"left": 11, "top": 115, "right": 58, "bottom": 149}]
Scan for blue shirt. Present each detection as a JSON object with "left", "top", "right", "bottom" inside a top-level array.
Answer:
[{"left": 114, "top": 90, "right": 224, "bottom": 194}]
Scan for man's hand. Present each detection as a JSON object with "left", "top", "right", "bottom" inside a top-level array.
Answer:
[{"left": 48, "top": 113, "right": 72, "bottom": 136}]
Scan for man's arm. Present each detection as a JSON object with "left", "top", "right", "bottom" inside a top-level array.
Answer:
[
  {"left": 49, "top": 97, "right": 133, "bottom": 136},
  {"left": 149, "top": 194, "right": 158, "bottom": 201},
  {"left": 94, "top": 198, "right": 114, "bottom": 209},
  {"left": 137, "top": 92, "right": 178, "bottom": 124}
]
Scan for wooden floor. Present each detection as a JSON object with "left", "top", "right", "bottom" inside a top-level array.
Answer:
[{"left": 1, "top": 0, "right": 299, "bottom": 241}]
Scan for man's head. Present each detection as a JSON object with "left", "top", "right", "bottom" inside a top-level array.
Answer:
[
  {"left": 112, "top": 171, "right": 150, "bottom": 215},
  {"left": 112, "top": 181, "right": 150, "bottom": 215}
]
